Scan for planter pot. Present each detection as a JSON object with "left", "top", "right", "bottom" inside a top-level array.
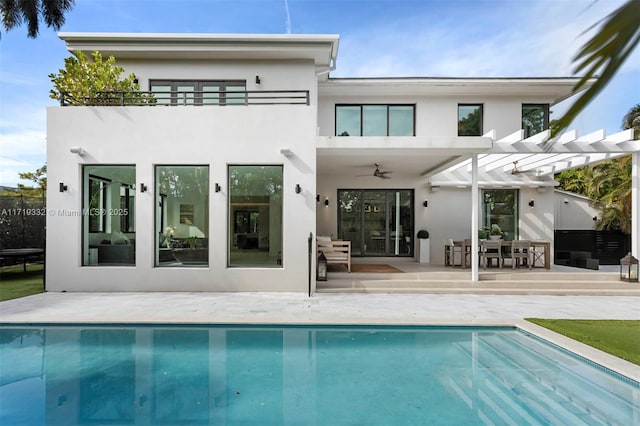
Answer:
[
  {"left": 489, "top": 235, "right": 502, "bottom": 241},
  {"left": 418, "top": 238, "right": 430, "bottom": 264}
]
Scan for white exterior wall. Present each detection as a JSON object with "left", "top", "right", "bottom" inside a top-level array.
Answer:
[
  {"left": 318, "top": 95, "right": 553, "bottom": 138},
  {"left": 554, "top": 191, "right": 600, "bottom": 230},
  {"left": 47, "top": 105, "right": 317, "bottom": 292}
]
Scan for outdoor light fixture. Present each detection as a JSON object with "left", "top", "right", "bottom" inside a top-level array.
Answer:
[
  {"left": 325, "top": 198, "right": 329, "bottom": 207},
  {"left": 317, "top": 251, "right": 328, "bottom": 281},
  {"left": 59, "top": 182, "right": 67, "bottom": 192},
  {"left": 280, "top": 148, "right": 293, "bottom": 157},
  {"left": 295, "top": 184, "right": 302, "bottom": 194},
  {"left": 619, "top": 252, "right": 639, "bottom": 282},
  {"left": 140, "top": 183, "right": 148, "bottom": 193},
  {"left": 316, "top": 194, "right": 320, "bottom": 203},
  {"left": 423, "top": 200, "right": 428, "bottom": 207},
  {"left": 255, "top": 75, "right": 261, "bottom": 85},
  {"left": 69, "top": 146, "right": 85, "bottom": 156},
  {"left": 528, "top": 200, "right": 535, "bottom": 207},
  {"left": 215, "top": 183, "right": 221, "bottom": 193}
]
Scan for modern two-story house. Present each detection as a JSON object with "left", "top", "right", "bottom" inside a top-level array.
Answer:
[{"left": 46, "top": 32, "right": 639, "bottom": 292}]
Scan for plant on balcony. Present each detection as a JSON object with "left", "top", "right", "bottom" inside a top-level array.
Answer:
[{"left": 49, "top": 50, "right": 155, "bottom": 106}]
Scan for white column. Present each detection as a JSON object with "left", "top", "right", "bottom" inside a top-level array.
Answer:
[
  {"left": 471, "top": 154, "right": 479, "bottom": 283},
  {"left": 633, "top": 153, "right": 639, "bottom": 257}
]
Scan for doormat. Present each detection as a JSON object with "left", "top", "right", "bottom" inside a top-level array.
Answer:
[{"left": 351, "top": 264, "right": 404, "bottom": 273}]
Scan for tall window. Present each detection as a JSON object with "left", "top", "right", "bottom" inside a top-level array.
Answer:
[
  {"left": 458, "top": 104, "right": 483, "bottom": 136},
  {"left": 228, "top": 165, "right": 283, "bottom": 267},
  {"left": 336, "top": 105, "right": 415, "bottom": 136},
  {"left": 150, "top": 80, "right": 246, "bottom": 106},
  {"left": 82, "top": 165, "right": 136, "bottom": 266},
  {"left": 482, "top": 189, "right": 519, "bottom": 241},
  {"left": 522, "top": 104, "right": 549, "bottom": 138},
  {"left": 155, "top": 166, "right": 209, "bottom": 267}
]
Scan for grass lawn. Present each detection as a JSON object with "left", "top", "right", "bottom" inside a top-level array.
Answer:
[
  {"left": 0, "top": 263, "right": 45, "bottom": 301},
  {"left": 527, "top": 318, "right": 640, "bottom": 366}
]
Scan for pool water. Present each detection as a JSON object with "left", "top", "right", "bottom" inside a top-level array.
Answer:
[{"left": 0, "top": 325, "right": 637, "bottom": 425}]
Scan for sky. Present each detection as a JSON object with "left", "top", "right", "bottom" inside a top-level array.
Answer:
[{"left": 0, "top": 0, "right": 638, "bottom": 187}]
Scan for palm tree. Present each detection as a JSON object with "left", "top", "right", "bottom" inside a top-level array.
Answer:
[
  {"left": 1, "top": 0, "right": 75, "bottom": 38},
  {"left": 556, "top": 0, "right": 640, "bottom": 132},
  {"left": 622, "top": 103, "right": 640, "bottom": 139}
]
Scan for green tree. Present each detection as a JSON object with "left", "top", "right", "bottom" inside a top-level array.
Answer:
[
  {"left": 16, "top": 164, "right": 47, "bottom": 197},
  {"left": 622, "top": 103, "right": 640, "bottom": 139},
  {"left": 1, "top": 0, "right": 75, "bottom": 38},
  {"left": 556, "top": 0, "right": 640, "bottom": 132},
  {"left": 49, "top": 50, "right": 154, "bottom": 105}
]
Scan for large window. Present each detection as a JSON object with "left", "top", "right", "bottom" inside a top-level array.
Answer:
[
  {"left": 82, "top": 165, "right": 136, "bottom": 266},
  {"left": 228, "top": 165, "right": 283, "bottom": 267},
  {"left": 458, "top": 104, "right": 483, "bottom": 136},
  {"left": 155, "top": 166, "right": 209, "bottom": 267},
  {"left": 482, "top": 189, "right": 519, "bottom": 241},
  {"left": 150, "top": 80, "right": 246, "bottom": 106},
  {"left": 522, "top": 104, "right": 549, "bottom": 138},
  {"left": 336, "top": 105, "right": 415, "bottom": 136}
]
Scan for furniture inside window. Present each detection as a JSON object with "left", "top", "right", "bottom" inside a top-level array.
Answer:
[{"left": 522, "top": 104, "right": 549, "bottom": 138}]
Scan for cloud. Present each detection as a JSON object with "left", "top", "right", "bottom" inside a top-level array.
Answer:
[{"left": 333, "top": 0, "right": 629, "bottom": 78}]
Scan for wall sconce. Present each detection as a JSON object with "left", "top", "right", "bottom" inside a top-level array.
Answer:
[
  {"left": 295, "top": 184, "right": 302, "bottom": 194},
  {"left": 59, "top": 182, "right": 67, "bottom": 192},
  {"left": 423, "top": 200, "right": 428, "bottom": 207},
  {"left": 528, "top": 200, "right": 535, "bottom": 207},
  {"left": 215, "top": 183, "right": 221, "bottom": 193},
  {"left": 316, "top": 194, "right": 320, "bottom": 203},
  {"left": 325, "top": 198, "right": 330, "bottom": 207},
  {"left": 593, "top": 216, "right": 598, "bottom": 221},
  {"left": 140, "top": 183, "right": 148, "bottom": 193},
  {"left": 69, "top": 146, "right": 85, "bottom": 156},
  {"left": 563, "top": 199, "right": 569, "bottom": 204},
  {"left": 255, "top": 75, "right": 261, "bottom": 85}
]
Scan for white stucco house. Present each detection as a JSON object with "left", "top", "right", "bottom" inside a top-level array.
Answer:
[{"left": 46, "top": 32, "right": 640, "bottom": 292}]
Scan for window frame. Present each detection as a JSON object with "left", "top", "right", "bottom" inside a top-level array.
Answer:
[
  {"left": 149, "top": 80, "right": 247, "bottom": 106},
  {"left": 522, "top": 103, "right": 550, "bottom": 138},
  {"left": 457, "top": 103, "right": 484, "bottom": 136},
  {"left": 335, "top": 104, "right": 416, "bottom": 136}
]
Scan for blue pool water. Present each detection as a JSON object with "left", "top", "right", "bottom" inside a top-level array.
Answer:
[{"left": 0, "top": 324, "right": 637, "bottom": 425}]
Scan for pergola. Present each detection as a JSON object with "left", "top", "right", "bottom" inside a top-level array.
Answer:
[{"left": 428, "top": 128, "right": 640, "bottom": 281}]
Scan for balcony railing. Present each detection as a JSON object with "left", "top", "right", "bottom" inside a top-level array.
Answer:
[{"left": 59, "top": 90, "right": 310, "bottom": 106}]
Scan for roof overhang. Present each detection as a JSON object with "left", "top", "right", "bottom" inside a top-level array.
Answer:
[
  {"left": 319, "top": 77, "right": 593, "bottom": 104},
  {"left": 58, "top": 32, "right": 340, "bottom": 68}
]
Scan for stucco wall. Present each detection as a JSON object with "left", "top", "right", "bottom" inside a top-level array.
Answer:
[
  {"left": 554, "top": 190, "right": 599, "bottom": 230},
  {"left": 47, "top": 105, "right": 317, "bottom": 292}
]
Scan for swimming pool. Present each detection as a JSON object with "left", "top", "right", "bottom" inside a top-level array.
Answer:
[{"left": 0, "top": 324, "right": 637, "bottom": 425}]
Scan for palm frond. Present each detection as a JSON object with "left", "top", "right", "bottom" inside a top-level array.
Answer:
[{"left": 556, "top": 0, "right": 640, "bottom": 132}]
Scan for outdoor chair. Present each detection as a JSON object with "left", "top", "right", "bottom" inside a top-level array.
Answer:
[
  {"left": 510, "top": 240, "right": 532, "bottom": 269},
  {"left": 531, "top": 244, "right": 545, "bottom": 268},
  {"left": 480, "top": 240, "right": 502, "bottom": 269}
]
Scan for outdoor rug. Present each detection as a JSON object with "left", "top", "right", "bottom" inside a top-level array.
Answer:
[{"left": 350, "top": 264, "right": 405, "bottom": 273}]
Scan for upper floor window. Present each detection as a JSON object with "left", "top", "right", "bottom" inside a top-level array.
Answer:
[
  {"left": 150, "top": 80, "right": 246, "bottom": 106},
  {"left": 458, "top": 104, "right": 483, "bottom": 136},
  {"left": 336, "top": 105, "right": 415, "bottom": 136},
  {"left": 522, "top": 104, "right": 549, "bottom": 138}
]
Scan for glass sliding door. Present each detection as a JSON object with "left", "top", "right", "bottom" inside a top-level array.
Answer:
[
  {"left": 155, "top": 166, "right": 209, "bottom": 267},
  {"left": 482, "top": 189, "right": 519, "bottom": 241},
  {"left": 338, "top": 189, "right": 413, "bottom": 257}
]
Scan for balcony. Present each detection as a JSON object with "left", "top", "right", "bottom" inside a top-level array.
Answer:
[{"left": 58, "top": 89, "right": 310, "bottom": 106}]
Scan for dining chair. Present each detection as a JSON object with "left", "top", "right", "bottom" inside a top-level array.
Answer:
[
  {"left": 510, "top": 240, "right": 532, "bottom": 269},
  {"left": 480, "top": 240, "right": 502, "bottom": 269}
]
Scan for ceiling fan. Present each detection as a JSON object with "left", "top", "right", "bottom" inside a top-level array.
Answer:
[
  {"left": 510, "top": 161, "right": 537, "bottom": 176},
  {"left": 373, "top": 163, "right": 392, "bottom": 179}
]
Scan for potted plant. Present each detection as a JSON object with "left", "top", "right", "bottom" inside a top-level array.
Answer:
[
  {"left": 478, "top": 228, "right": 488, "bottom": 240},
  {"left": 489, "top": 224, "right": 503, "bottom": 240},
  {"left": 417, "top": 230, "right": 430, "bottom": 263}
]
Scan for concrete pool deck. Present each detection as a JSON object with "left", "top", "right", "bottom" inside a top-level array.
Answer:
[{"left": 1, "top": 291, "right": 639, "bottom": 382}]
